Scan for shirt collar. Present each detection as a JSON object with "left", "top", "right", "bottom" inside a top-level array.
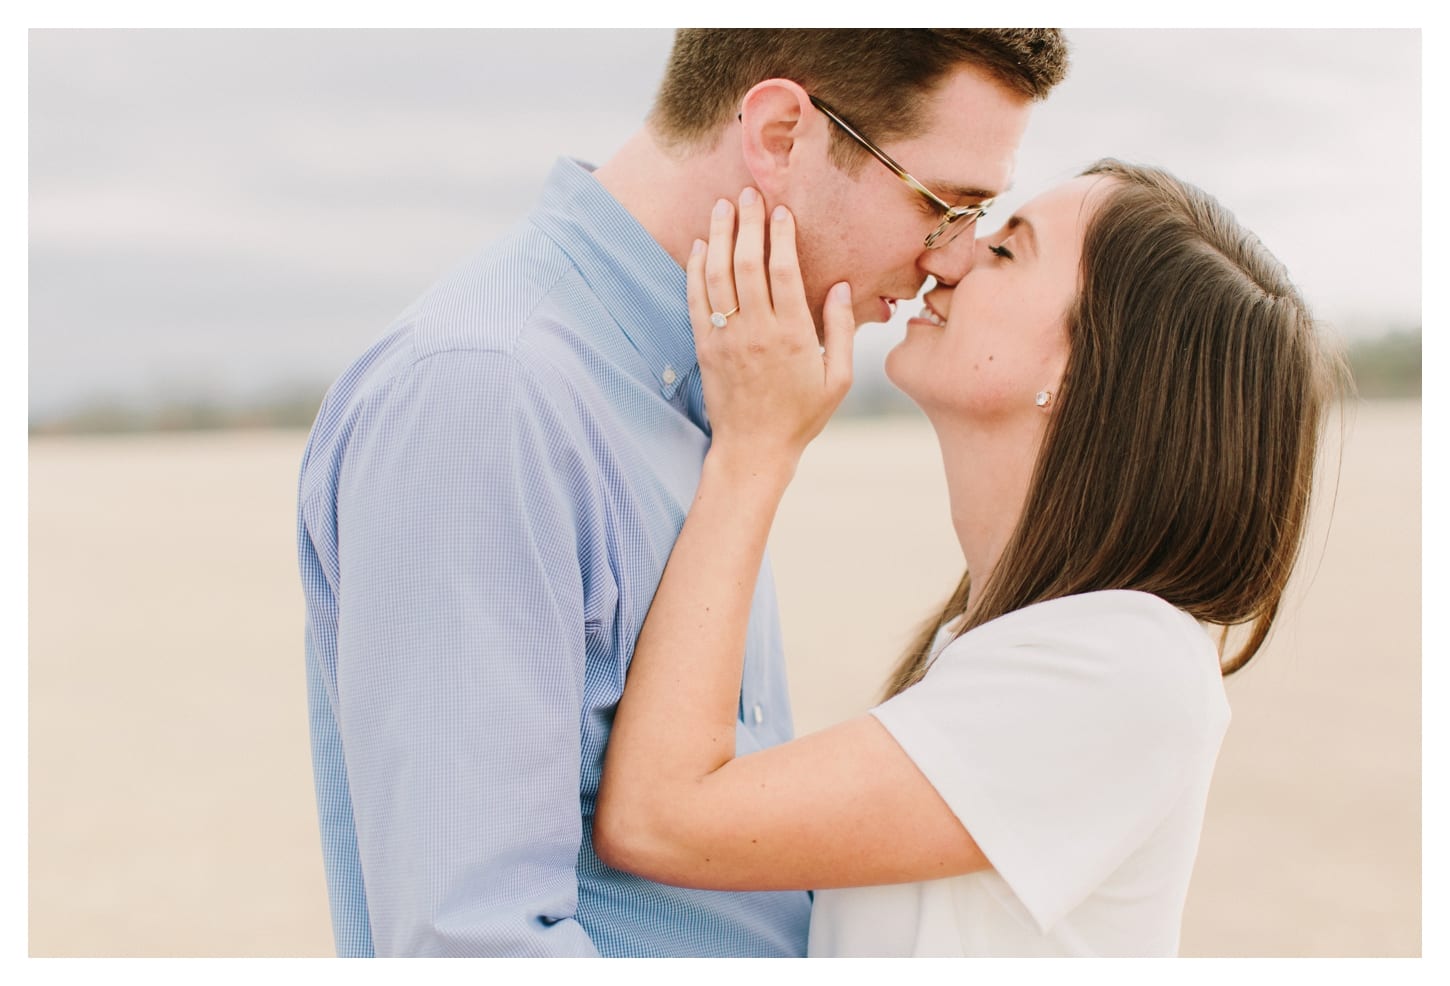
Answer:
[{"left": 529, "top": 157, "right": 695, "bottom": 402}]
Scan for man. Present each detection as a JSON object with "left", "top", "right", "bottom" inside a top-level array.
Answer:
[{"left": 298, "top": 28, "right": 1068, "bottom": 957}]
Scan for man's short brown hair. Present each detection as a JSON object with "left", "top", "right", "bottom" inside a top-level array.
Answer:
[{"left": 650, "top": 29, "right": 1069, "bottom": 164}]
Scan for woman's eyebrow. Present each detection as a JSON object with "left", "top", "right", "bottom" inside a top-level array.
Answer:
[{"left": 1003, "top": 214, "right": 1038, "bottom": 254}]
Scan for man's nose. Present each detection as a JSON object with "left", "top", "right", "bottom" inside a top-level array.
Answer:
[{"left": 917, "top": 228, "right": 979, "bottom": 285}]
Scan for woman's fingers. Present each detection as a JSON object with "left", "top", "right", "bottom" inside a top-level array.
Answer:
[
  {"left": 705, "top": 197, "right": 738, "bottom": 319},
  {"left": 821, "top": 281, "right": 857, "bottom": 396},
  {"left": 686, "top": 237, "right": 713, "bottom": 348},
  {"left": 765, "top": 205, "right": 809, "bottom": 330},
  {"left": 687, "top": 191, "right": 854, "bottom": 460},
  {"left": 695, "top": 191, "right": 851, "bottom": 402},
  {"left": 732, "top": 188, "right": 772, "bottom": 321}
]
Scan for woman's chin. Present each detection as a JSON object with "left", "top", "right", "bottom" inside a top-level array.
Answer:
[
  {"left": 881, "top": 348, "right": 916, "bottom": 397},
  {"left": 882, "top": 345, "right": 911, "bottom": 391},
  {"left": 881, "top": 360, "right": 930, "bottom": 419}
]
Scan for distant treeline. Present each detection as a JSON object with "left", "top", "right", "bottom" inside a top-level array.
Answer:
[
  {"left": 836, "top": 326, "right": 1423, "bottom": 416},
  {"left": 1341, "top": 329, "right": 1421, "bottom": 399},
  {"left": 28, "top": 387, "right": 329, "bottom": 436},
  {"left": 29, "top": 329, "right": 1422, "bottom": 436}
]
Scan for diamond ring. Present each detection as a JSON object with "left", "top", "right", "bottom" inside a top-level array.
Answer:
[{"left": 709, "top": 305, "right": 740, "bottom": 328}]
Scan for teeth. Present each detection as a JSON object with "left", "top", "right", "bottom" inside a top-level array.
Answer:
[{"left": 920, "top": 306, "right": 946, "bottom": 327}]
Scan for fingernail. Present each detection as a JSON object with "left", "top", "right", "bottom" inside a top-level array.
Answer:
[
  {"left": 691, "top": 239, "right": 705, "bottom": 256},
  {"left": 740, "top": 187, "right": 758, "bottom": 206},
  {"left": 831, "top": 282, "right": 852, "bottom": 304},
  {"left": 713, "top": 198, "right": 731, "bottom": 219},
  {"left": 772, "top": 205, "right": 788, "bottom": 222}
]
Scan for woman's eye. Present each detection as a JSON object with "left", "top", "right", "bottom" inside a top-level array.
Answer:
[{"left": 988, "top": 244, "right": 1015, "bottom": 261}]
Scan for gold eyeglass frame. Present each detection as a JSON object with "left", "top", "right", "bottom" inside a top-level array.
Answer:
[{"left": 808, "top": 94, "right": 993, "bottom": 249}]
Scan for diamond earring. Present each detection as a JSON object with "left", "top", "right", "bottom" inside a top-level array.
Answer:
[{"left": 1034, "top": 390, "right": 1054, "bottom": 408}]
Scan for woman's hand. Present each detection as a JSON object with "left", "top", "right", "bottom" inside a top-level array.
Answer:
[{"left": 688, "top": 188, "right": 857, "bottom": 473}]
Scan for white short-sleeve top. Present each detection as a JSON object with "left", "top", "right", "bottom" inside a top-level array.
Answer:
[{"left": 807, "top": 590, "right": 1231, "bottom": 957}]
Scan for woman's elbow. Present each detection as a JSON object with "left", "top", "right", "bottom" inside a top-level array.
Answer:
[
  {"left": 592, "top": 792, "right": 685, "bottom": 883},
  {"left": 590, "top": 802, "right": 637, "bottom": 873}
]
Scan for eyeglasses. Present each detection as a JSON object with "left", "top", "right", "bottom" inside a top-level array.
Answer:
[{"left": 809, "top": 95, "right": 993, "bottom": 249}]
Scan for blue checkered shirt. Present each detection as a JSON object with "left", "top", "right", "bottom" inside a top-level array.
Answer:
[{"left": 297, "top": 158, "right": 811, "bottom": 957}]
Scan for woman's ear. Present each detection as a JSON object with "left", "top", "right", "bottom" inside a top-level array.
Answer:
[{"left": 737, "top": 79, "right": 820, "bottom": 198}]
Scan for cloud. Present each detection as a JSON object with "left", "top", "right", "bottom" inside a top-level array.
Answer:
[{"left": 28, "top": 28, "right": 1423, "bottom": 416}]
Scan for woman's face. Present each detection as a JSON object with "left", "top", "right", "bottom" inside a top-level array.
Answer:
[{"left": 885, "top": 174, "right": 1112, "bottom": 427}]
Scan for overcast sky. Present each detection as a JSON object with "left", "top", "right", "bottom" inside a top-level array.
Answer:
[{"left": 27, "top": 28, "right": 1422, "bottom": 418}]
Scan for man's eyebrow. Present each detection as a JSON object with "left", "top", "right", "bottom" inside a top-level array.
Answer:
[
  {"left": 1004, "top": 214, "right": 1038, "bottom": 253},
  {"left": 928, "top": 179, "right": 1008, "bottom": 203}
]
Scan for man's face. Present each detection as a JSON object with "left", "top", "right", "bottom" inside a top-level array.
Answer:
[{"left": 786, "top": 65, "right": 1033, "bottom": 328}]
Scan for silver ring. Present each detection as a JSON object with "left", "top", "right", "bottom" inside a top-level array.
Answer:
[{"left": 709, "top": 305, "right": 740, "bottom": 328}]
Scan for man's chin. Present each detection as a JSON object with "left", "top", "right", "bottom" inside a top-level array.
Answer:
[{"left": 856, "top": 296, "right": 898, "bottom": 325}]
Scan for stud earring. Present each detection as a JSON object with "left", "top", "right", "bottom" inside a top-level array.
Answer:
[{"left": 1034, "top": 390, "right": 1054, "bottom": 408}]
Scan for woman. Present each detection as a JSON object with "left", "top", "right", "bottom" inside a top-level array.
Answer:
[{"left": 592, "top": 160, "right": 1342, "bottom": 956}]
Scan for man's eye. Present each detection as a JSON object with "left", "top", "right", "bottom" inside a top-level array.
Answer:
[{"left": 988, "top": 244, "right": 1015, "bottom": 261}]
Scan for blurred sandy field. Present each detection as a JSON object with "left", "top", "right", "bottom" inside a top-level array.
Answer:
[{"left": 28, "top": 400, "right": 1420, "bottom": 957}]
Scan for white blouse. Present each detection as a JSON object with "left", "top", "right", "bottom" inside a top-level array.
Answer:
[{"left": 808, "top": 591, "right": 1230, "bottom": 957}]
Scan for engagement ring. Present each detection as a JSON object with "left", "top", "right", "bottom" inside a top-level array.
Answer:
[{"left": 709, "top": 305, "right": 740, "bottom": 328}]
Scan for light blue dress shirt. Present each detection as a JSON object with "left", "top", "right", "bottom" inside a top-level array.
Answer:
[{"left": 297, "top": 158, "right": 811, "bottom": 957}]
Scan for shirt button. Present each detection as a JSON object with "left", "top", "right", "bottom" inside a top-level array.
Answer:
[
  {"left": 662, "top": 366, "right": 677, "bottom": 386},
  {"left": 752, "top": 704, "right": 764, "bottom": 725}
]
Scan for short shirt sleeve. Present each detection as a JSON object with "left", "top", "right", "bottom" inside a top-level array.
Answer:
[{"left": 870, "top": 591, "right": 1227, "bottom": 933}]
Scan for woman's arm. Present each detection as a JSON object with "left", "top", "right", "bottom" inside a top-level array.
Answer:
[{"left": 593, "top": 189, "right": 989, "bottom": 891}]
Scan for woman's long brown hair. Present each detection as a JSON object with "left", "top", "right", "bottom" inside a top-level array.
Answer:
[{"left": 883, "top": 159, "right": 1350, "bottom": 699}]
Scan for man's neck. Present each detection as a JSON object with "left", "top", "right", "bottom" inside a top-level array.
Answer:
[{"left": 593, "top": 126, "right": 754, "bottom": 271}]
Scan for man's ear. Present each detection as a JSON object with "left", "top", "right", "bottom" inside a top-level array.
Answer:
[{"left": 738, "top": 79, "right": 822, "bottom": 198}]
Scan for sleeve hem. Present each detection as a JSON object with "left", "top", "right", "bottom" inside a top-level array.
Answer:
[{"left": 870, "top": 702, "right": 1076, "bottom": 933}]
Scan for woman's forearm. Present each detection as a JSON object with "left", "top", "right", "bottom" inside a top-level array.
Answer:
[
  {"left": 593, "top": 439, "right": 990, "bottom": 894},
  {"left": 595, "top": 444, "right": 795, "bottom": 855}
]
